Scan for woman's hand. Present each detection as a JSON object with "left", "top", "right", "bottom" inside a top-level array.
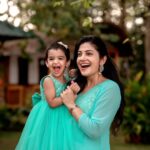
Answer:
[
  {"left": 61, "top": 86, "right": 77, "bottom": 109},
  {"left": 61, "top": 86, "right": 83, "bottom": 120}
]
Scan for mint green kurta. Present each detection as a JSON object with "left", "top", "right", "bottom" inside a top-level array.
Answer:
[
  {"left": 70, "top": 79, "right": 121, "bottom": 150},
  {"left": 15, "top": 75, "right": 72, "bottom": 150}
]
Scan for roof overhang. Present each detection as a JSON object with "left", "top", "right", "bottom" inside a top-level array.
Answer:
[{"left": 0, "top": 21, "right": 35, "bottom": 42}]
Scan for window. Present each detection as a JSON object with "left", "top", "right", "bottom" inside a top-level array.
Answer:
[
  {"left": 39, "top": 58, "right": 47, "bottom": 81},
  {"left": 18, "top": 57, "right": 28, "bottom": 85}
]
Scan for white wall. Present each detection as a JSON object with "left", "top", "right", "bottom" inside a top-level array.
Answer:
[
  {"left": 9, "top": 55, "right": 19, "bottom": 84},
  {"left": 28, "top": 55, "right": 39, "bottom": 84}
]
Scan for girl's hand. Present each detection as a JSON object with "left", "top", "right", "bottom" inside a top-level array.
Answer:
[
  {"left": 69, "top": 69, "right": 77, "bottom": 78},
  {"left": 61, "top": 86, "right": 77, "bottom": 109},
  {"left": 70, "top": 81, "right": 80, "bottom": 94}
]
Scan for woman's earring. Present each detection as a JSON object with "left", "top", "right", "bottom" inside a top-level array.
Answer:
[
  {"left": 99, "top": 65, "right": 104, "bottom": 74},
  {"left": 64, "top": 67, "right": 69, "bottom": 79}
]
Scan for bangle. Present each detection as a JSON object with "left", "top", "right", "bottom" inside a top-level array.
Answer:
[{"left": 69, "top": 105, "right": 78, "bottom": 114}]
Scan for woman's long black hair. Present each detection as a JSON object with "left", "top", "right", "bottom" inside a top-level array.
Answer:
[{"left": 73, "top": 35, "right": 125, "bottom": 135}]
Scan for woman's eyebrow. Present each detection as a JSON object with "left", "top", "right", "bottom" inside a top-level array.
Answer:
[{"left": 78, "top": 49, "right": 93, "bottom": 52}]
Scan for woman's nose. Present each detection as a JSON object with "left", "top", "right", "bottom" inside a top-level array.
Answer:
[{"left": 78, "top": 53, "right": 86, "bottom": 60}]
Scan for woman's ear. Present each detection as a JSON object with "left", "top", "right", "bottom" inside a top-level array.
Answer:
[{"left": 100, "top": 56, "right": 107, "bottom": 66}]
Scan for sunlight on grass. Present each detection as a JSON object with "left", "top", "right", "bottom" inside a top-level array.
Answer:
[
  {"left": 111, "top": 132, "right": 150, "bottom": 150},
  {"left": 0, "top": 131, "right": 20, "bottom": 150},
  {"left": 0, "top": 131, "right": 150, "bottom": 150}
]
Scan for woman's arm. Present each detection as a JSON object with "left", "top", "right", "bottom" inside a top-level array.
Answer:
[
  {"left": 78, "top": 83, "right": 121, "bottom": 139},
  {"left": 61, "top": 82, "right": 121, "bottom": 139}
]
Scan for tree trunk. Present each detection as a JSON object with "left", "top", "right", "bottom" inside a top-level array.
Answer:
[
  {"left": 119, "top": 0, "right": 126, "bottom": 31},
  {"left": 145, "top": 16, "right": 150, "bottom": 73}
]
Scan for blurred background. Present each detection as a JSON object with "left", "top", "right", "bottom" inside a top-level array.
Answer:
[{"left": 0, "top": 0, "right": 150, "bottom": 150}]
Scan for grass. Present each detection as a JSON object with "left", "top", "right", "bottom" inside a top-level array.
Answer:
[
  {"left": 111, "top": 133, "right": 150, "bottom": 150},
  {"left": 0, "top": 131, "right": 20, "bottom": 150},
  {"left": 0, "top": 130, "right": 150, "bottom": 150}
]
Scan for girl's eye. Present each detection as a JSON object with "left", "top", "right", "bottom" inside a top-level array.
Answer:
[
  {"left": 48, "top": 57, "right": 54, "bottom": 60},
  {"left": 59, "top": 57, "right": 65, "bottom": 60}
]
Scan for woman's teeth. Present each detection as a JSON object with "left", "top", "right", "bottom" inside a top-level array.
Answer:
[{"left": 80, "top": 64, "right": 90, "bottom": 68}]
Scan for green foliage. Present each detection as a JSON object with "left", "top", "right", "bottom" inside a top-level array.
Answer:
[
  {"left": 71, "top": 0, "right": 94, "bottom": 9},
  {"left": 122, "top": 72, "right": 150, "bottom": 144},
  {"left": 127, "top": 26, "right": 145, "bottom": 76},
  {"left": 0, "top": 107, "right": 29, "bottom": 131},
  {"left": 14, "top": 0, "right": 100, "bottom": 39}
]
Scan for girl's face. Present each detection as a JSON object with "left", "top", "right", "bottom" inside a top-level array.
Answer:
[
  {"left": 45, "top": 49, "right": 68, "bottom": 78},
  {"left": 77, "top": 42, "right": 106, "bottom": 77}
]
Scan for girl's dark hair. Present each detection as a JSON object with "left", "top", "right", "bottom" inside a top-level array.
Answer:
[
  {"left": 45, "top": 41, "right": 70, "bottom": 61},
  {"left": 73, "top": 35, "right": 125, "bottom": 135}
]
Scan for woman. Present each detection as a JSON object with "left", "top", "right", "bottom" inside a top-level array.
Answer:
[{"left": 61, "top": 35, "right": 125, "bottom": 150}]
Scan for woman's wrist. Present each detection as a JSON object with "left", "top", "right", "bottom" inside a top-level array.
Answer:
[
  {"left": 70, "top": 105, "right": 83, "bottom": 121},
  {"left": 63, "top": 101, "right": 76, "bottom": 109},
  {"left": 69, "top": 104, "right": 78, "bottom": 114}
]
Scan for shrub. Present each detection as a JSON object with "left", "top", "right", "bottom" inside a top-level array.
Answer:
[
  {"left": 122, "top": 72, "right": 150, "bottom": 144},
  {"left": 0, "top": 106, "right": 29, "bottom": 131}
]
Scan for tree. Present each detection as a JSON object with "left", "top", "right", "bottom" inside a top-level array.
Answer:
[
  {"left": 0, "top": 0, "right": 150, "bottom": 73},
  {"left": 145, "top": 10, "right": 150, "bottom": 73}
]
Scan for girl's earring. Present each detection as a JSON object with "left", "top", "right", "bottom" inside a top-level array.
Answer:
[{"left": 99, "top": 65, "right": 104, "bottom": 74}]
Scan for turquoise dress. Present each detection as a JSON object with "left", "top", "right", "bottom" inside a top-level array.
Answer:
[
  {"left": 15, "top": 75, "right": 72, "bottom": 150},
  {"left": 69, "top": 80, "right": 121, "bottom": 150}
]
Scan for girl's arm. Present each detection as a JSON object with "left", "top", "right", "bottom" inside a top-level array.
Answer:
[
  {"left": 43, "top": 77, "right": 62, "bottom": 107},
  {"left": 44, "top": 77, "right": 80, "bottom": 108}
]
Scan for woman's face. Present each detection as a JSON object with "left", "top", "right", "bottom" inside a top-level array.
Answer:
[{"left": 77, "top": 42, "right": 104, "bottom": 77}]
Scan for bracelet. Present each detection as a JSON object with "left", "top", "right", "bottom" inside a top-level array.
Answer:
[{"left": 69, "top": 105, "right": 78, "bottom": 114}]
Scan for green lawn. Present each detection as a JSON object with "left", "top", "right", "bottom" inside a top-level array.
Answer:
[
  {"left": 111, "top": 133, "right": 150, "bottom": 150},
  {"left": 0, "top": 131, "right": 150, "bottom": 150},
  {"left": 0, "top": 131, "right": 20, "bottom": 150}
]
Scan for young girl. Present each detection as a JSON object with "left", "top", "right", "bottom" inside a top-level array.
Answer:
[{"left": 15, "top": 41, "right": 79, "bottom": 150}]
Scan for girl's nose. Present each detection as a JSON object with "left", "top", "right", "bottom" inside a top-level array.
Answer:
[{"left": 54, "top": 58, "right": 58, "bottom": 63}]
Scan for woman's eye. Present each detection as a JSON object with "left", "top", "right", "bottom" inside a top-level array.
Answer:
[
  {"left": 86, "top": 52, "right": 92, "bottom": 56},
  {"left": 77, "top": 53, "right": 82, "bottom": 57}
]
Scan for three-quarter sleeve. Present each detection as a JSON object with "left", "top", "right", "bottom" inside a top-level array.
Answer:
[{"left": 78, "top": 82, "right": 121, "bottom": 139}]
